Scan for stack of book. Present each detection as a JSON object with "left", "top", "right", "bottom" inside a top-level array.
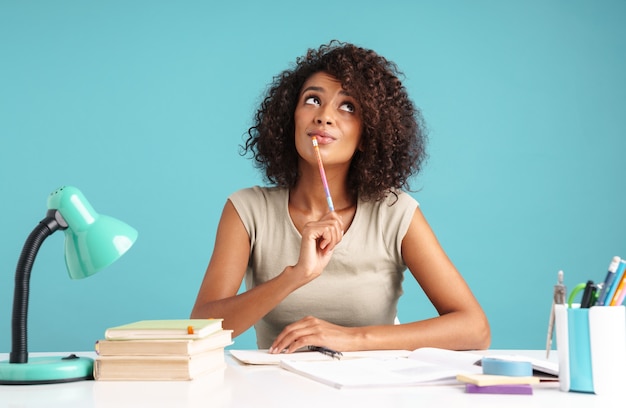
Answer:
[{"left": 93, "top": 319, "right": 232, "bottom": 381}]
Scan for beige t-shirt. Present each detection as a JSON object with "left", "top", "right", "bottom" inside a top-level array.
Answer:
[{"left": 229, "top": 186, "right": 419, "bottom": 349}]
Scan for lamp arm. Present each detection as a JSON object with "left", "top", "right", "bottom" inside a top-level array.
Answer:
[{"left": 9, "top": 209, "right": 67, "bottom": 364}]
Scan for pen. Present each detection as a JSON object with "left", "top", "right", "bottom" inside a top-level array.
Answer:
[
  {"left": 546, "top": 270, "right": 566, "bottom": 359},
  {"left": 609, "top": 260, "right": 626, "bottom": 306},
  {"left": 605, "top": 259, "right": 626, "bottom": 306},
  {"left": 308, "top": 345, "right": 343, "bottom": 360},
  {"left": 311, "top": 136, "right": 335, "bottom": 212},
  {"left": 595, "top": 256, "right": 621, "bottom": 306},
  {"left": 611, "top": 278, "right": 626, "bottom": 306}
]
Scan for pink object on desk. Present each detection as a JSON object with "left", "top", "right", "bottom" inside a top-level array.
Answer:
[{"left": 465, "top": 383, "right": 533, "bottom": 395}]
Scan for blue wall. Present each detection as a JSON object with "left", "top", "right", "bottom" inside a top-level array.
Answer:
[{"left": 1, "top": 1, "right": 625, "bottom": 353}]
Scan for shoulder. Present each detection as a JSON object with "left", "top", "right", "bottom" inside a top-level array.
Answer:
[
  {"left": 362, "top": 190, "right": 419, "bottom": 215},
  {"left": 358, "top": 191, "right": 419, "bottom": 248},
  {"left": 229, "top": 186, "right": 287, "bottom": 206},
  {"left": 228, "top": 186, "right": 288, "bottom": 220},
  {"left": 227, "top": 186, "right": 288, "bottom": 238},
  {"left": 384, "top": 190, "right": 419, "bottom": 208}
]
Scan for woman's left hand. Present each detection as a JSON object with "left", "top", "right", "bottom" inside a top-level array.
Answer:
[{"left": 269, "top": 315, "right": 358, "bottom": 354}]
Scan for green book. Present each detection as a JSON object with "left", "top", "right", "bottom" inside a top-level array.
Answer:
[
  {"left": 96, "top": 330, "right": 233, "bottom": 356},
  {"left": 104, "top": 319, "right": 223, "bottom": 340}
]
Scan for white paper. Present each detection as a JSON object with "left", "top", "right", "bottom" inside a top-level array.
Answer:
[{"left": 229, "top": 349, "right": 411, "bottom": 365}]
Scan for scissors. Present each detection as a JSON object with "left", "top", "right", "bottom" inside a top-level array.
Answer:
[
  {"left": 545, "top": 270, "right": 566, "bottom": 359},
  {"left": 568, "top": 280, "right": 598, "bottom": 309}
]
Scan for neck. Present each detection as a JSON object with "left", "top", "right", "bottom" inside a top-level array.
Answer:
[{"left": 290, "top": 165, "right": 355, "bottom": 214}]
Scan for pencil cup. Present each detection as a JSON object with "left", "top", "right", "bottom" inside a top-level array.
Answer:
[{"left": 554, "top": 304, "right": 626, "bottom": 394}]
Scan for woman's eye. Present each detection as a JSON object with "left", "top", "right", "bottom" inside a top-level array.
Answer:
[
  {"left": 340, "top": 103, "right": 355, "bottom": 113},
  {"left": 305, "top": 96, "right": 320, "bottom": 106}
]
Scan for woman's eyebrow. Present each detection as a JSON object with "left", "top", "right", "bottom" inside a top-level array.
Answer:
[
  {"left": 301, "top": 85, "right": 325, "bottom": 94},
  {"left": 301, "top": 85, "right": 352, "bottom": 97}
]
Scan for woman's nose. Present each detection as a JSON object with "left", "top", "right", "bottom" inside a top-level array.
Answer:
[{"left": 315, "top": 107, "right": 334, "bottom": 125}]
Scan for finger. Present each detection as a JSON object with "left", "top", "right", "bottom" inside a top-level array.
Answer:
[
  {"left": 270, "top": 321, "right": 302, "bottom": 353},
  {"left": 271, "top": 320, "right": 319, "bottom": 353},
  {"left": 318, "top": 220, "right": 343, "bottom": 250},
  {"left": 270, "top": 333, "right": 300, "bottom": 354},
  {"left": 317, "top": 226, "right": 334, "bottom": 250}
]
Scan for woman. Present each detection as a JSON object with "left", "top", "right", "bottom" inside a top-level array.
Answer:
[{"left": 191, "top": 41, "right": 490, "bottom": 353}]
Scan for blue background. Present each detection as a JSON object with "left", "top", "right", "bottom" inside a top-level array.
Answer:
[{"left": 1, "top": 0, "right": 624, "bottom": 354}]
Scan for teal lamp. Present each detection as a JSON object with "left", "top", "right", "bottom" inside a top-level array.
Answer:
[{"left": 0, "top": 186, "right": 138, "bottom": 385}]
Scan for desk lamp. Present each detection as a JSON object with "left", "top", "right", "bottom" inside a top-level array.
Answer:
[{"left": 0, "top": 186, "right": 138, "bottom": 385}]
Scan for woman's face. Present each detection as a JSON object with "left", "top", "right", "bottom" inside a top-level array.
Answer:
[{"left": 294, "top": 71, "right": 363, "bottom": 168}]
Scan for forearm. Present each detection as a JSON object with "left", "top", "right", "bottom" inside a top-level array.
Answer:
[
  {"left": 353, "top": 310, "right": 491, "bottom": 351},
  {"left": 191, "top": 267, "right": 302, "bottom": 338}
]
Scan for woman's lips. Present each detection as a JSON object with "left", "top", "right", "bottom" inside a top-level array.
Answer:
[{"left": 308, "top": 130, "right": 335, "bottom": 144}]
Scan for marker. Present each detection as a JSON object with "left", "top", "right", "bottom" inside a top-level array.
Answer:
[
  {"left": 580, "top": 280, "right": 596, "bottom": 308},
  {"left": 595, "top": 256, "right": 621, "bottom": 306}
]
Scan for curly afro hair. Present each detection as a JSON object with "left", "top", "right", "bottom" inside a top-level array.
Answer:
[{"left": 241, "top": 40, "right": 428, "bottom": 202}]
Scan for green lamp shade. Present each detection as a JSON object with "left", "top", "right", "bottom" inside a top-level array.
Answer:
[
  {"left": 48, "top": 186, "right": 138, "bottom": 279},
  {"left": 63, "top": 215, "right": 137, "bottom": 279}
]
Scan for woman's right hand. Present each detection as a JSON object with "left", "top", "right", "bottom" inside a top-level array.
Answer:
[{"left": 288, "top": 211, "right": 344, "bottom": 285}]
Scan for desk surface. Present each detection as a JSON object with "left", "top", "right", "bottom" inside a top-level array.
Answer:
[{"left": 0, "top": 350, "right": 607, "bottom": 408}]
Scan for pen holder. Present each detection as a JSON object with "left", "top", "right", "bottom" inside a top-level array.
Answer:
[{"left": 554, "top": 304, "right": 626, "bottom": 394}]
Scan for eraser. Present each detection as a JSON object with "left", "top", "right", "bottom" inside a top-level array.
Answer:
[
  {"left": 481, "top": 357, "right": 533, "bottom": 377},
  {"left": 465, "top": 383, "right": 533, "bottom": 395}
]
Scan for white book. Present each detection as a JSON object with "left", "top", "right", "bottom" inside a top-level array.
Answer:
[
  {"left": 278, "top": 347, "right": 558, "bottom": 389},
  {"left": 279, "top": 347, "right": 484, "bottom": 389}
]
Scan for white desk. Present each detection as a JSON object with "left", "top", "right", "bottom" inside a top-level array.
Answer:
[{"left": 0, "top": 350, "right": 608, "bottom": 408}]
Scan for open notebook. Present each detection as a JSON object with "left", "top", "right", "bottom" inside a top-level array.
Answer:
[
  {"left": 234, "top": 348, "right": 558, "bottom": 390},
  {"left": 279, "top": 348, "right": 483, "bottom": 389}
]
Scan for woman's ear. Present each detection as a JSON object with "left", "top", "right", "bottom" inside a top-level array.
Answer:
[{"left": 357, "top": 134, "right": 365, "bottom": 152}]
